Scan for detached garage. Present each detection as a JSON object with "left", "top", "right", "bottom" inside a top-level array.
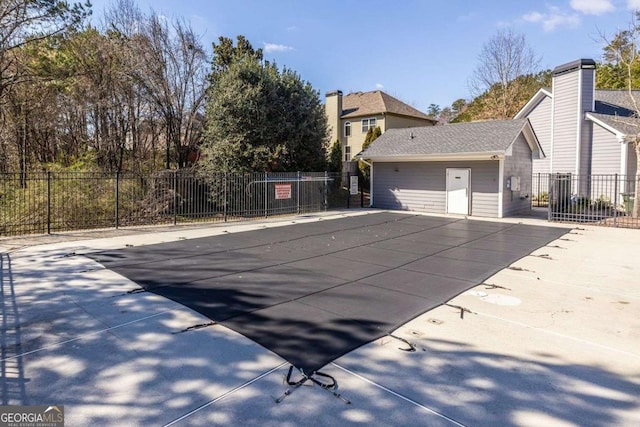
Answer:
[{"left": 358, "top": 119, "right": 543, "bottom": 218}]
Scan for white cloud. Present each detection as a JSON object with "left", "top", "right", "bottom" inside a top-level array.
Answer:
[
  {"left": 522, "top": 11, "right": 544, "bottom": 23},
  {"left": 263, "top": 42, "right": 294, "bottom": 53},
  {"left": 628, "top": 0, "right": 640, "bottom": 10},
  {"left": 522, "top": 6, "right": 580, "bottom": 32},
  {"left": 570, "top": 0, "right": 614, "bottom": 15},
  {"left": 375, "top": 83, "right": 384, "bottom": 90}
]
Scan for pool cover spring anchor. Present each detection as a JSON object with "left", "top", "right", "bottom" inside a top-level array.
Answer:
[
  {"left": 275, "top": 366, "right": 351, "bottom": 405},
  {"left": 387, "top": 334, "right": 417, "bottom": 352},
  {"left": 483, "top": 282, "right": 511, "bottom": 291},
  {"left": 445, "top": 304, "right": 475, "bottom": 319}
]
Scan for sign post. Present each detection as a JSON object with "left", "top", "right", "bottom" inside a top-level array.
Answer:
[{"left": 349, "top": 175, "right": 359, "bottom": 196}]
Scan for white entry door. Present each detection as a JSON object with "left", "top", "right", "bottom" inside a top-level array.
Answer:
[{"left": 446, "top": 168, "right": 470, "bottom": 215}]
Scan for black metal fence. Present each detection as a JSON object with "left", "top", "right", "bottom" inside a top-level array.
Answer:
[
  {"left": 532, "top": 173, "right": 550, "bottom": 207},
  {"left": 0, "top": 170, "right": 364, "bottom": 237},
  {"left": 546, "top": 173, "right": 639, "bottom": 228}
]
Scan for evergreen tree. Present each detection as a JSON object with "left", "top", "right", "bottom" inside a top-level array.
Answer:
[
  {"left": 327, "top": 140, "right": 342, "bottom": 173},
  {"left": 200, "top": 36, "right": 328, "bottom": 174},
  {"left": 359, "top": 126, "right": 381, "bottom": 186}
]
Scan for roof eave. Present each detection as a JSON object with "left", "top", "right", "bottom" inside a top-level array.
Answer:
[
  {"left": 585, "top": 112, "right": 630, "bottom": 142},
  {"left": 357, "top": 152, "right": 505, "bottom": 162},
  {"left": 514, "top": 88, "right": 552, "bottom": 119},
  {"left": 518, "top": 119, "right": 546, "bottom": 159}
]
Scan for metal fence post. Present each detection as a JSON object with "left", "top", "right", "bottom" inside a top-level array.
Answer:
[
  {"left": 115, "top": 171, "right": 120, "bottom": 229},
  {"left": 346, "top": 172, "right": 351, "bottom": 209},
  {"left": 297, "top": 171, "right": 301, "bottom": 214},
  {"left": 360, "top": 170, "right": 364, "bottom": 208},
  {"left": 173, "top": 170, "right": 178, "bottom": 225},
  {"left": 324, "top": 171, "right": 328, "bottom": 211},
  {"left": 46, "top": 171, "right": 51, "bottom": 234},
  {"left": 264, "top": 171, "right": 268, "bottom": 218},
  {"left": 547, "top": 173, "right": 552, "bottom": 222},
  {"left": 223, "top": 173, "right": 228, "bottom": 222},
  {"left": 614, "top": 173, "right": 618, "bottom": 226}
]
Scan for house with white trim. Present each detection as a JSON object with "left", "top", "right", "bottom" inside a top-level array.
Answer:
[
  {"left": 325, "top": 90, "right": 436, "bottom": 163},
  {"left": 357, "top": 58, "right": 639, "bottom": 218},
  {"left": 516, "top": 58, "right": 638, "bottom": 185},
  {"left": 358, "top": 119, "right": 543, "bottom": 218}
]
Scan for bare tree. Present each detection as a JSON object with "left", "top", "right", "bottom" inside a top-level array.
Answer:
[
  {"left": 469, "top": 28, "right": 541, "bottom": 119},
  {"left": 132, "top": 14, "right": 209, "bottom": 169},
  {"left": 600, "top": 14, "right": 640, "bottom": 218},
  {"left": 0, "top": 0, "right": 89, "bottom": 103}
]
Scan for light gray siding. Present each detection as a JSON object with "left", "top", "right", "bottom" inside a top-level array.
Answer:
[
  {"left": 503, "top": 134, "right": 533, "bottom": 216},
  {"left": 591, "top": 125, "right": 622, "bottom": 175},
  {"left": 528, "top": 96, "right": 552, "bottom": 175},
  {"left": 552, "top": 72, "right": 579, "bottom": 173},
  {"left": 372, "top": 161, "right": 499, "bottom": 217},
  {"left": 628, "top": 142, "right": 637, "bottom": 179},
  {"left": 579, "top": 70, "right": 595, "bottom": 176}
]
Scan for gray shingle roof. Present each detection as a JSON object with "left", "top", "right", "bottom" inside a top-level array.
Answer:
[
  {"left": 588, "top": 112, "right": 640, "bottom": 136},
  {"left": 595, "top": 90, "right": 640, "bottom": 117},
  {"left": 359, "top": 119, "right": 529, "bottom": 158},
  {"left": 592, "top": 90, "right": 640, "bottom": 136}
]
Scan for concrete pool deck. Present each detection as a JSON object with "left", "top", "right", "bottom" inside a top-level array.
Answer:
[{"left": 1, "top": 210, "right": 638, "bottom": 426}]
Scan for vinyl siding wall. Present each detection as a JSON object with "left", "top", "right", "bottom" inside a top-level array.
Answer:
[
  {"left": 372, "top": 161, "right": 500, "bottom": 217},
  {"left": 591, "top": 125, "right": 622, "bottom": 175},
  {"left": 502, "top": 135, "right": 533, "bottom": 216},
  {"left": 528, "top": 96, "right": 552, "bottom": 175},
  {"left": 552, "top": 71, "right": 580, "bottom": 173},
  {"left": 579, "top": 70, "right": 595, "bottom": 176}
]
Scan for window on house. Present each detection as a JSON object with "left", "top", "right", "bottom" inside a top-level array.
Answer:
[
  {"left": 344, "top": 121, "right": 351, "bottom": 137},
  {"left": 344, "top": 145, "right": 351, "bottom": 162},
  {"left": 361, "top": 118, "right": 377, "bottom": 133}
]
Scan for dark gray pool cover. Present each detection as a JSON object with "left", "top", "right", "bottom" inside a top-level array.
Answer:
[{"left": 89, "top": 213, "right": 568, "bottom": 374}]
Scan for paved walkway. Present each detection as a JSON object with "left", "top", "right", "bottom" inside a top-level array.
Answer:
[{"left": 1, "top": 210, "right": 639, "bottom": 426}]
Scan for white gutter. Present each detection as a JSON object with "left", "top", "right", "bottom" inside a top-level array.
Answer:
[
  {"left": 359, "top": 152, "right": 505, "bottom": 163},
  {"left": 575, "top": 68, "right": 583, "bottom": 176},
  {"left": 498, "top": 159, "right": 504, "bottom": 218}
]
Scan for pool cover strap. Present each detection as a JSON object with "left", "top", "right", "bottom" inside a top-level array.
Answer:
[{"left": 276, "top": 366, "right": 350, "bottom": 404}]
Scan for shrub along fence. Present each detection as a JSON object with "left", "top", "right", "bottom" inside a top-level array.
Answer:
[{"left": 0, "top": 170, "right": 364, "bottom": 237}]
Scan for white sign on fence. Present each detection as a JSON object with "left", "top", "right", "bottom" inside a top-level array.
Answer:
[
  {"left": 350, "top": 175, "right": 359, "bottom": 195},
  {"left": 275, "top": 183, "right": 292, "bottom": 200}
]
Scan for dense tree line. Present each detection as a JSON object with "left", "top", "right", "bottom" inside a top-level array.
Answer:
[
  {"left": 434, "top": 25, "right": 640, "bottom": 124},
  {"left": 0, "top": 0, "right": 211, "bottom": 174},
  {"left": 0, "top": 1, "right": 330, "bottom": 177}
]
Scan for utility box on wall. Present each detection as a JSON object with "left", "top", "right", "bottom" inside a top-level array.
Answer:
[{"left": 508, "top": 176, "right": 521, "bottom": 192}]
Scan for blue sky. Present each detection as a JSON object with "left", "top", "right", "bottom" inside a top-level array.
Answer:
[{"left": 89, "top": 0, "right": 640, "bottom": 112}]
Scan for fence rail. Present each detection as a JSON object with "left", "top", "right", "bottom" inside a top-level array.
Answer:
[{"left": 0, "top": 170, "right": 362, "bottom": 237}]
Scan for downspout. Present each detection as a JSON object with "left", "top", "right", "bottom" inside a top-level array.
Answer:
[{"left": 360, "top": 158, "right": 373, "bottom": 207}]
